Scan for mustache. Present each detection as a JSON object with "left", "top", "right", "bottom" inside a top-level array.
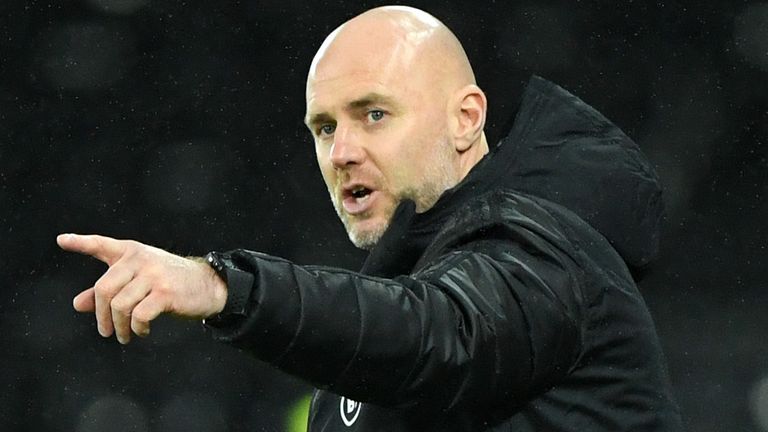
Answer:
[{"left": 332, "top": 171, "right": 380, "bottom": 194}]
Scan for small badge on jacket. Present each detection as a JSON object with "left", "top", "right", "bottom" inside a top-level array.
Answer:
[{"left": 339, "top": 397, "right": 362, "bottom": 427}]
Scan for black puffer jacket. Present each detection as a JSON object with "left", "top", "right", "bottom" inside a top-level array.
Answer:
[{"left": 207, "top": 76, "right": 683, "bottom": 431}]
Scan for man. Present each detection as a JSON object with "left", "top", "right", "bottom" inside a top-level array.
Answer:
[{"left": 58, "top": 5, "right": 683, "bottom": 431}]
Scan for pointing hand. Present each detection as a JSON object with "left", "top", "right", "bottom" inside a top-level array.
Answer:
[{"left": 57, "top": 234, "right": 227, "bottom": 344}]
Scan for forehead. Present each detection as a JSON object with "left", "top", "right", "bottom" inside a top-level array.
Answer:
[
  {"left": 305, "top": 58, "right": 416, "bottom": 120},
  {"left": 308, "top": 71, "right": 394, "bottom": 103},
  {"left": 305, "top": 21, "right": 426, "bottom": 111},
  {"left": 304, "top": 76, "right": 406, "bottom": 129}
]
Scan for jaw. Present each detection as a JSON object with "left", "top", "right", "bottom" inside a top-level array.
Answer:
[
  {"left": 344, "top": 214, "right": 392, "bottom": 250},
  {"left": 337, "top": 194, "right": 399, "bottom": 250}
]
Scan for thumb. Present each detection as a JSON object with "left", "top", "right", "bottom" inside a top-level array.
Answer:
[
  {"left": 73, "top": 287, "right": 96, "bottom": 313},
  {"left": 57, "top": 233, "right": 126, "bottom": 265}
]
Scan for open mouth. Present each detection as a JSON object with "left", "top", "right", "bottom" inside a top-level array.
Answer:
[
  {"left": 342, "top": 185, "right": 376, "bottom": 215},
  {"left": 350, "top": 186, "right": 372, "bottom": 200}
]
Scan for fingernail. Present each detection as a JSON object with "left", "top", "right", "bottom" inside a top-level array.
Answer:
[{"left": 57, "top": 234, "right": 75, "bottom": 247}]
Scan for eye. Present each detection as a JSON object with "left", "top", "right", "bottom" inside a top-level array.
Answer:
[
  {"left": 367, "top": 110, "right": 385, "bottom": 123},
  {"left": 318, "top": 124, "right": 336, "bottom": 136}
]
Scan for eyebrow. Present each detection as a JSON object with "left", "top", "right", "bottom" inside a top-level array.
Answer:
[{"left": 304, "top": 92, "right": 398, "bottom": 128}]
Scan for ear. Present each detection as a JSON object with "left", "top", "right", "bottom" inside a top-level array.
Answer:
[{"left": 450, "top": 85, "right": 487, "bottom": 152}]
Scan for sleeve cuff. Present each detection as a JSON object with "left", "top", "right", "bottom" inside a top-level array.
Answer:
[{"left": 202, "top": 251, "right": 255, "bottom": 328}]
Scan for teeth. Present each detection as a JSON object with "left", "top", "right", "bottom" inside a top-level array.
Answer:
[{"left": 351, "top": 186, "right": 368, "bottom": 198}]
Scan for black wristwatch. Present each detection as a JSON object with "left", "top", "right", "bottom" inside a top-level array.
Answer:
[{"left": 202, "top": 251, "right": 254, "bottom": 327}]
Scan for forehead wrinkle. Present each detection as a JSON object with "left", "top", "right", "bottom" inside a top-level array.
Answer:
[{"left": 348, "top": 92, "right": 398, "bottom": 108}]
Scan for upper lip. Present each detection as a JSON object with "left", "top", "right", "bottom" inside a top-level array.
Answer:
[{"left": 340, "top": 182, "right": 374, "bottom": 199}]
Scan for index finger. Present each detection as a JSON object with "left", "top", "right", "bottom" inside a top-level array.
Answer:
[{"left": 56, "top": 234, "right": 127, "bottom": 265}]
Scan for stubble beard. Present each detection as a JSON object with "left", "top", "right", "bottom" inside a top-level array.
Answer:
[{"left": 330, "top": 137, "right": 458, "bottom": 251}]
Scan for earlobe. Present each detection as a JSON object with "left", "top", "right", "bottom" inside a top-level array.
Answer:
[{"left": 453, "top": 85, "right": 487, "bottom": 152}]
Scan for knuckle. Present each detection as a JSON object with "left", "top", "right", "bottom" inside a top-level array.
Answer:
[
  {"left": 110, "top": 299, "right": 131, "bottom": 315},
  {"left": 136, "top": 249, "right": 155, "bottom": 266},
  {"left": 154, "top": 279, "right": 170, "bottom": 294},
  {"left": 94, "top": 283, "right": 114, "bottom": 297},
  {"left": 125, "top": 240, "right": 140, "bottom": 252},
  {"left": 132, "top": 309, "right": 149, "bottom": 323},
  {"left": 133, "top": 303, "right": 157, "bottom": 322},
  {"left": 122, "top": 245, "right": 138, "bottom": 260}
]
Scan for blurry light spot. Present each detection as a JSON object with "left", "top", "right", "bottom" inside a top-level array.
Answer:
[
  {"left": 733, "top": 3, "right": 768, "bottom": 70},
  {"left": 640, "top": 67, "right": 724, "bottom": 218},
  {"left": 750, "top": 374, "right": 768, "bottom": 431},
  {"left": 156, "top": 392, "right": 227, "bottom": 432},
  {"left": 41, "top": 375, "right": 111, "bottom": 430},
  {"left": 286, "top": 394, "right": 312, "bottom": 432},
  {"left": 651, "top": 152, "right": 692, "bottom": 218},
  {"left": 36, "top": 22, "right": 136, "bottom": 91},
  {"left": 84, "top": 0, "right": 149, "bottom": 15},
  {"left": 77, "top": 394, "right": 149, "bottom": 432}
]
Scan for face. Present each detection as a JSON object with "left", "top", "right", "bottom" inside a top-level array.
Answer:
[{"left": 305, "top": 43, "right": 459, "bottom": 250}]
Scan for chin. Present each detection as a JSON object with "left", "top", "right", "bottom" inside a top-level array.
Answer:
[
  {"left": 349, "top": 235, "right": 377, "bottom": 251},
  {"left": 336, "top": 194, "right": 399, "bottom": 250},
  {"left": 346, "top": 217, "right": 390, "bottom": 250}
]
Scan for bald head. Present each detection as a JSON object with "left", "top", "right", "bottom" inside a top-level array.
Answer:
[
  {"left": 305, "top": 6, "right": 488, "bottom": 249},
  {"left": 307, "top": 6, "right": 476, "bottom": 101}
]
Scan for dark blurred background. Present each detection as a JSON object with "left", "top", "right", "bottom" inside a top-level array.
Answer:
[{"left": 1, "top": 0, "right": 766, "bottom": 431}]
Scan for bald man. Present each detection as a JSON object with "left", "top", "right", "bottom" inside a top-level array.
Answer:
[{"left": 58, "top": 6, "right": 682, "bottom": 431}]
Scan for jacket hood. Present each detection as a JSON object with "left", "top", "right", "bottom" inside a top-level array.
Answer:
[
  {"left": 362, "top": 76, "right": 663, "bottom": 276},
  {"left": 444, "top": 76, "right": 663, "bottom": 268},
  {"left": 497, "top": 76, "right": 662, "bottom": 268}
]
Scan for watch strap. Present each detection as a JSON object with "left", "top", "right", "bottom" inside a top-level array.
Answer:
[{"left": 202, "top": 251, "right": 254, "bottom": 327}]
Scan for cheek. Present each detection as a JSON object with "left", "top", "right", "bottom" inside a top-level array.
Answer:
[
  {"left": 401, "top": 124, "right": 450, "bottom": 181},
  {"left": 377, "top": 135, "right": 425, "bottom": 186},
  {"left": 315, "top": 149, "right": 336, "bottom": 185},
  {"left": 402, "top": 119, "right": 443, "bottom": 160},
  {"left": 320, "top": 167, "right": 335, "bottom": 188}
]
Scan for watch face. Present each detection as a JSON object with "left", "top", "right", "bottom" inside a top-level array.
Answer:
[
  {"left": 202, "top": 251, "right": 253, "bottom": 324},
  {"left": 206, "top": 251, "right": 227, "bottom": 274}
]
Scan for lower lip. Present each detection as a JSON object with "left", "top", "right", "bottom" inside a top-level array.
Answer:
[{"left": 342, "top": 191, "right": 377, "bottom": 215}]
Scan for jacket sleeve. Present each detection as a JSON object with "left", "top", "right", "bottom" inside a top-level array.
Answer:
[{"left": 206, "top": 227, "right": 584, "bottom": 416}]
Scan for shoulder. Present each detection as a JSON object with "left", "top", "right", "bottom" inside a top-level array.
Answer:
[
  {"left": 415, "top": 187, "right": 633, "bottom": 293},
  {"left": 423, "top": 188, "right": 585, "bottom": 260}
]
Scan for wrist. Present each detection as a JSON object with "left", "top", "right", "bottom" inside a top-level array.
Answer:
[
  {"left": 209, "top": 265, "right": 228, "bottom": 316},
  {"left": 188, "top": 255, "right": 228, "bottom": 317},
  {"left": 201, "top": 251, "right": 255, "bottom": 327}
]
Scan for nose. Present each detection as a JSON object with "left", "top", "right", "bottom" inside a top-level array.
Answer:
[{"left": 329, "top": 124, "right": 364, "bottom": 169}]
